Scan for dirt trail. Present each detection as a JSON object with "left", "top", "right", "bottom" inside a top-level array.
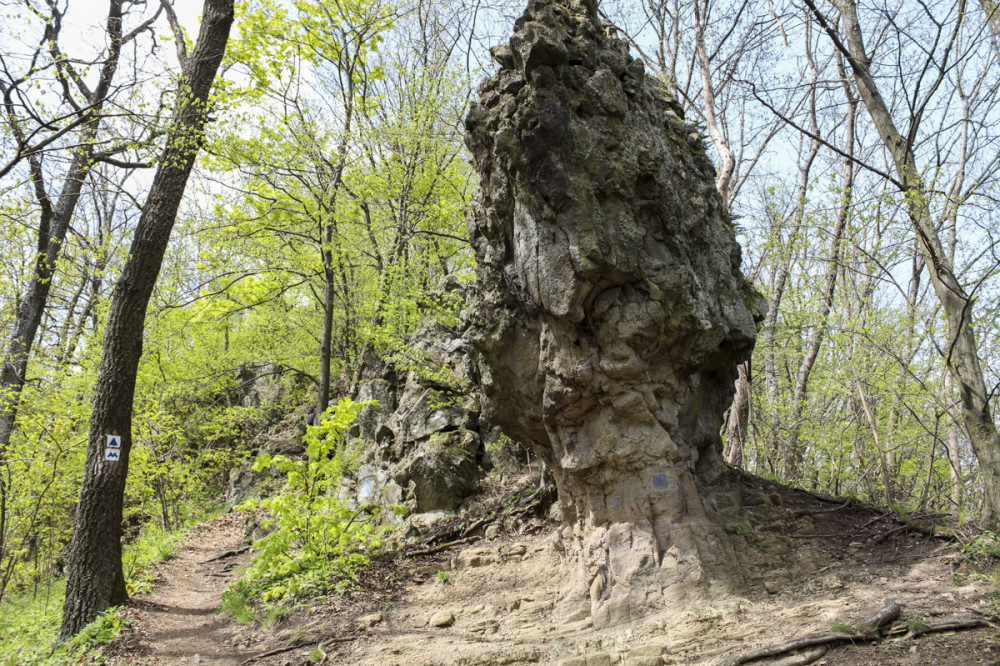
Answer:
[
  {"left": 103, "top": 480, "right": 1000, "bottom": 666},
  {"left": 105, "top": 513, "right": 254, "bottom": 666}
]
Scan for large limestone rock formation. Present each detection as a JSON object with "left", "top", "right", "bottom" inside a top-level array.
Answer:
[{"left": 463, "top": 0, "right": 765, "bottom": 626}]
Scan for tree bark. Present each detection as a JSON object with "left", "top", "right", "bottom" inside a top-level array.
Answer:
[
  {"left": 316, "top": 76, "right": 354, "bottom": 421},
  {"left": 0, "top": 0, "right": 133, "bottom": 568},
  {"left": 59, "top": 0, "right": 234, "bottom": 638},
  {"left": 725, "top": 362, "right": 751, "bottom": 467},
  {"left": 808, "top": 0, "right": 1000, "bottom": 528}
]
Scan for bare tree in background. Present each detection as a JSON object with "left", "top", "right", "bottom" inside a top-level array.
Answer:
[{"left": 804, "top": 0, "right": 1000, "bottom": 527}]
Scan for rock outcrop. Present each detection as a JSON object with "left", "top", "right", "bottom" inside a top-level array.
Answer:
[
  {"left": 463, "top": 0, "right": 764, "bottom": 626},
  {"left": 349, "top": 316, "right": 517, "bottom": 525}
]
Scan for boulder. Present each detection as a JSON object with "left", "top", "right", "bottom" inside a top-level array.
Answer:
[
  {"left": 463, "top": 0, "right": 764, "bottom": 627},
  {"left": 226, "top": 466, "right": 256, "bottom": 511},
  {"left": 236, "top": 363, "right": 287, "bottom": 408},
  {"left": 408, "top": 429, "right": 480, "bottom": 512},
  {"left": 351, "top": 318, "right": 512, "bottom": 517},
  {"left": 428, "top": 610, "right": 456, "bottom": 628}
]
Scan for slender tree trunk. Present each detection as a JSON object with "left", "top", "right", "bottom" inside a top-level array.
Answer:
[
  {"left": 317, "top": 258, "right": 336, "bottom": 420},
  {"left": 60, "top": 0, "right": 234, "bottom": 637},
  {"left": 759, "top": 14, "right": 822, "bottom": 476},
  {"left": 810, "top": 0, "right": 1000, "bottom": 528},
  {"left": 0, "top": 0, "right": 131, "bottom": 567},
  {"left": 316, "top": 73, "right": 355, "bottom": 418},
  {"left": 693, "top": 0, "right": 753, "bottom": 466},
  {"left": 725, "top": 361, "right": 751, "bottom": 467},
  {"left": 783, "top": 80, "right": 855, "bottom": 476},
  {"left": 693, "top": 0, "right": 735, "bottom": 206}
]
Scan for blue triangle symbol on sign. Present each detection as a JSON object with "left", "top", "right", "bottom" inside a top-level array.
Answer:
[{"left": 108, "top": 436, "right": 120, "bottom": 448}]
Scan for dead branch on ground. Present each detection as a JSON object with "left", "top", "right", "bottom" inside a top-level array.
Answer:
[
  {"left": 718, "top": 602, "right": 985, "bottom": 666},
  {"left": 405, "top": 535, "right": 481, "bottom": 557}
]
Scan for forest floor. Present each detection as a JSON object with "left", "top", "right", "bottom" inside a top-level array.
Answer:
[
  {"left": 102, "top": 474, "right": 1000, "bottom": 666},
  {"left": 102, "top": 513, "right": 255, "bottom": 665}
]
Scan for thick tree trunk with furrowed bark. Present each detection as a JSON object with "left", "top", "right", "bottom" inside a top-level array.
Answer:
[{"left": 59, "top": 0, "right": 234, "bottom": 638}]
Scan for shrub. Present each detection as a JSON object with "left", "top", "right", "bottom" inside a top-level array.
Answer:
[{"left": 234, "top": 399, "right": 396, "bottom": 603}]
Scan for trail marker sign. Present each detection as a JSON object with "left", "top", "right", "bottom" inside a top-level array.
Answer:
[
  {"left": 105, "top": 448, "right": 121, "bottom": 461},
  {"left": 106, "top": 434, "right": 121, "bottom": 448}
]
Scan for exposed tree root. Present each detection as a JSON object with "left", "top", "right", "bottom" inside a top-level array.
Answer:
[
  {"left": 239, "top": 635, "right": 357, "bottom": 664},
  {"left": 460, "top": 514, "right": 496, "bottom": 538},
  {"left": 770, "top": 646, "right": 826, "bottom": 666},
  {"left": 966, "top": 605, "right": 1000, "bottom": 629},
  {"left": 406, "top": 535, "right": 482, "bottom": 557},
  {"left": 871, "top": 517, "right": 955, "bottom": 546},
  {"left": 718, "top": 600, "right": 986, "bottom": 666},
  {"left": 793, "top": 499, "right": 853, "bottom": 517},
  {"left": 892, "top": 618, "right": 987, "bottom": 641},
  {"left": 199, "top": 545, "right": 250, "bottom": 564},
  {"left": 241, "top": 643, "right": 304, "bottom": 664},
  {"left": 407, "top": 482, "right": 548, "bottom": 552},
  {"left": 715, "top": 599, "right": 991, "bottom": 666}
]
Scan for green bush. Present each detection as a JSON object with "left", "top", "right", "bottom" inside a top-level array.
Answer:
[
  {"left": 0, "top": 592, "right": 130, "bottom": 666},
  {"left": 233, "top": 399, "right": 397, "bottom": 604}
]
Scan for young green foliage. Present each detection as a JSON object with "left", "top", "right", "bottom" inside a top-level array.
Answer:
[{"left": 234, "top": 398, "right": 393, "bottom": 603}]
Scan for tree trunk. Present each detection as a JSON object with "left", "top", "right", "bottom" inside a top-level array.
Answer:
[
  {"left": 809, "top": 0, "right": 1000, "bottom": 528},
  {"left": 316, "top": 72, "right": 354, "bottom": 418},
  {"left": 725, "top": 362, "right": 751, "bottom": 468},
  {"left": 762, "top": 104, "right": 819, "bottom": 480},
  {"left": 317, "top": 259, "right": 335, "bottom": 420},
  {"left": 783, "top": 81, "right": 854, "bottom": 476},
  {"left": 59, "top": 0, "right": 234, "bottom": 637},
  {"left": 0, "top": 0, "right": 132, "bottom": 567},
  {"left": 692, "top": 0, "right": 751, "bottom": 471}
]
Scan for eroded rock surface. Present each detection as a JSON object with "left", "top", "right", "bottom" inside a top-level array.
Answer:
[
  {"left": 464, "top": 0, "right": 764, "bottom": 626},
  {"left": 350, "top": 315, "right": 519, "bottom": 522}
]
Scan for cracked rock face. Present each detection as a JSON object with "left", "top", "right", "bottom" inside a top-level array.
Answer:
[{"left": 464, "top": 0, "right": 764, "bottom": 626}]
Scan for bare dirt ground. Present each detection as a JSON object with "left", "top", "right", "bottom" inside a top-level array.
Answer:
[
  {"left": 103, "top": 475, "right": 1000, "bottom": 666},
  {"left": 103, "top": 513, "right": 255, "bottom": 665}
]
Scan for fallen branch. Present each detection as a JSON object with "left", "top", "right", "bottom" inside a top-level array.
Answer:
[
  {"left": 240, "top": 634, "right": 357, "bottom": 664},
  {"left": 200, "top": 545, "right": 250, "bottom": 564},
  {"left": 407, "top": 535, "right": 481, "bottom": 557},
  {"left": 717, "top": 601, "right": 987, "bottom": 666}
]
